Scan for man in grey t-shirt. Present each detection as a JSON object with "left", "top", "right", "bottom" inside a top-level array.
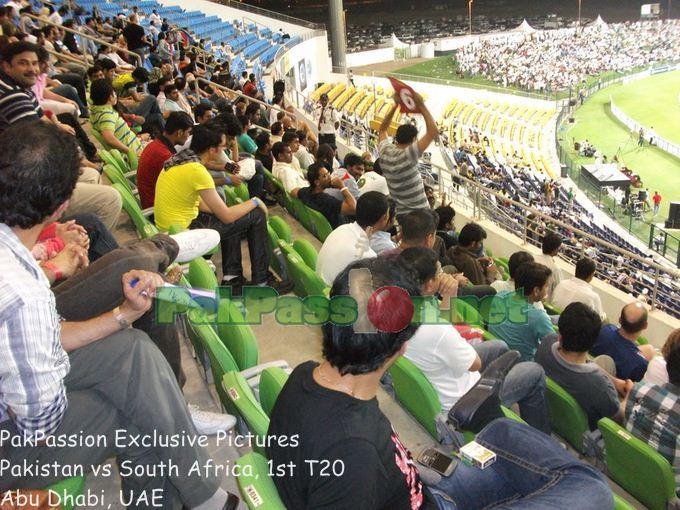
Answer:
[
  {"left": 377, "top": 92, "right": 438, "bottom": 221},
  {"left": 535, "top": 302, "right": 632, "bottom": 430}
]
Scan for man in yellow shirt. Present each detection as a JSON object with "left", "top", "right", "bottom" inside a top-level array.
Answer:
[{"left": 155, "top": 124, "right": 293, "bottom": 293}]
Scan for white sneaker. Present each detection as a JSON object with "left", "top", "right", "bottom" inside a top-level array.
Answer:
[
  {"left": 188, "top": 404, "right": 237, "bottom": 435},
  {"left": 171, "top": 229, "right": 220, "bottom": 263}
]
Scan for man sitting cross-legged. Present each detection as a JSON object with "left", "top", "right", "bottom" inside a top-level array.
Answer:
[
  {"left": 400, "top": 246, "right": 550, "bottom": 433},
  {"left": 267, "top": 256, "right": 613, "bottom": 509},
  {"left": 0, "top": 121, "right": 239, "bottom": 509},
  {"left": 154, "top": 123, "right": 293, "bottom": 293}
]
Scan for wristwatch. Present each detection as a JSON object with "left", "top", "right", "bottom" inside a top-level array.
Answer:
[{"left": 112, "top": 306, "right": 131, "bottom": 329}]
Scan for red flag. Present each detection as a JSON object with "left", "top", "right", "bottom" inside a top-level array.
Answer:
[{"left": 388, "top": 76, "right": 419, "bottom": 113}]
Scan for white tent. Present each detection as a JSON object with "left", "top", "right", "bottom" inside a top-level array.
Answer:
[
  {"left": 390, "top": 33, "right": 409, "bottom": 48},
  {"left": 591, "top": 15, "right": 608, "bottom": 28},
  {"left": 514, "top": 19, "right": 536, "bottom": 33}
]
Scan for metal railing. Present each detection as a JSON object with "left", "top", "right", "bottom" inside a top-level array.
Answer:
[
  {"left": 192, "top": 77, "right": 300, "bottom": 124},
  {"left": 277, "top": 86, "right": 680, "bottom": 316},
  {"left": 26, "top": 12, "right": 143, "bottom": 68},
  {"left": 209, "top": 0, "right": 325, "bottom": 31}
]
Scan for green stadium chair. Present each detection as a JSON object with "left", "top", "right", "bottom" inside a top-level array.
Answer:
[
  {"left": 127, "top": 147, "right": 138, "bottom": 172},
  {"left": 613, "top": 495, "right": 637, "bottom": 510},
  {"left": 388, "top": 356, "right": 442, "bottom": 440},
  {"left": 236, "top": 452, "right": 286, "bottom": 509},
  {"left": 284, "top": 252, "right": 328, "bottom": 297},
  {"left": 266, "top": 224, "right": 287, "bottom": 279},
  {"left": 187, "top": 314, "right": 241, "bottom": 416},
  {"left": 223, "top": 186, "right": 241, "bottom": 206},
  {"left": 259, "top": 367, "right": 289, "bottom": 417},
  {"left": 45, "top": 476, "right": 87, "bottom": 510},
  {"left": 278, "top": 243, "right": 305, "bottom": 297},
  {"left": 290, "top": 197, "right": 313, "bottom": 231},
  {"left": 543, "top": 302, "right": 562, "bottom": 316},
  {"left": 305, "top": 206, "right": 333, "bottom": 242},
  {"left": 187, "top": 257, "right": 218, "bottom": 291},
  {"left": 292, "top": 238, "right": 318, "bottom": 270},
  {"left": 598, "top": 417, "right": 676, "bottom": 510},
  {"left": 109, "top": 149, "right": 132, "bottom": 173},
  {"left": 91, "top": 129, "right": 108, "bottom": 149},
  {"left": 102, "top": 163, "right": 135, "bottom": 196},
  {"left": 269, "top": 216, "right": 292, "bottom": 243},
  {"left": 214, "top": 299, "right": 290, "bottom": 391},
  {"left": 636, "top": 335, "right": 649, "bottom": 345},
  {"left": 545, "top": 377, "right": 589, "bottom": 453},
  {"left": 111, "top": 183, "right": 158, "bottom": 239},
  {"left": 234, "top": 183, "right": 250, "bottom": 202},
  {"left": 223, "top": 371, "right": 270, "bottom": 455}
]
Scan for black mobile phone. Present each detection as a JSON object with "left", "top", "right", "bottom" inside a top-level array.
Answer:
[
  {"left": 417, "top": 447, "right": 458, "bottom": 477},
  {"left": 224, "top": 162, "right": 238, "bottom": 173}
]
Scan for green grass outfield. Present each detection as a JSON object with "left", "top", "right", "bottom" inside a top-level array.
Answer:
[{"left": 560, "top": 69, "right": 680, "bottom": 222}]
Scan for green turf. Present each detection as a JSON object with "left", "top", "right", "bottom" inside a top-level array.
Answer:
[{"left": 559, "top": 70, "right": 680, "bottom": 223}]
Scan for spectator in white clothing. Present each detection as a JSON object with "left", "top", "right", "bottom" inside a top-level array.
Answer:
[
  {"left": 552, "top": 257, "right": 606, "bottom": 320},
  {"left": 491, "top": 251, "right": 534, "bottom": 293},
  {"left": 316, "top": 192, "right": 390, "bottom": 285},
  {"left": 535, "top": 232, "right": 564, "bottom": 300},
  {"left": 271, "top": 141, "right": 307, "bottom": 195}
]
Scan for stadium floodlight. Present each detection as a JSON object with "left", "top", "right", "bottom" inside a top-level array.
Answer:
[
  {"left": 578, "top": 0, "right": 582, "bottom": 27},
  {"left": 468, "top": 0, "right": 474, "bottom": 34}
]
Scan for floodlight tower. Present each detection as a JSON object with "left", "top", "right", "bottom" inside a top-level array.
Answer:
[
  {"left": 578, "top": 0, "right": 582, "bottom": 27},
  {"left": 329, "top": 0, "right": 347, "bottom": 71},
  {"left": 468, "top": 0, "right": 474, "bottom": 34}
]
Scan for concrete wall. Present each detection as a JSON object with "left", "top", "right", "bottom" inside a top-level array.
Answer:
[
  {"left": 346, "top": 47, "right": 395, "bottom": 68},
  {"left": 159, "top": 0, "right": 312, "bottom": 36},
  {"left": 274, "top": 34, "right": 330, "bottom": 95}
]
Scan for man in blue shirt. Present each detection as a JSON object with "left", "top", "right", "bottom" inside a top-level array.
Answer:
[
  {"left": 488, "top": 262, "right": 555, "bottom": 361},
  {"left": 590, "top": 302, "right": 656, "bottom": 381}
]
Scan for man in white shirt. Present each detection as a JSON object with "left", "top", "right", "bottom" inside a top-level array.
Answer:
[
  {"left": 491, "top": 250, "right": 534, "bottom": 294},
  {"left": 535, "top": 231, "right": 564, "bottom": 300},
  {"left": 316, "top": 93, "right": 338, "bottom": 147},
  {"left": 326, "top": 152, "right": 363, "bottom": 200},
  {"left": 358, "top": 158, "right": 389, "bottom": 196},
  {"left": 552, "top": 257, "right": 606, "bottom": 320},
  {"left": 149, "top": 9, "right": 161, "bottom": 25},
  {"left": 316, "top": 192, "right": 389, "bottom": 285},
  {"left": 272, "top": 141, "right": 307, "bottom": 195},
  {"left": 399, "top": 247, "right": 550, "bottom": 433}
]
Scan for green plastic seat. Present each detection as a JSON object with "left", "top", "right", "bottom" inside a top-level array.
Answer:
[
  {"left": 259, "top": 366, "right": 290, "bottom": 417},
  {"left": 223, "top": 371, "right": 270, "bottom": 455},
  {"left": 545, "top": 377, "right": 589, "bottom": 453},
  {"left": 127, "top": 147, "right": 138, "bottom": 172},
  {"left": 269, "top": 216, "right": 292, "bottom": 243},
  {"left": 223, "top": 185, "right": 241, "bottom": 206},
  {"left": 236, "top": 452, "right": 286, "bottom": 509},
  {"left": 91, "top": 129, "right": 109, "bottom": 149},
  {"left": 111, "top": 183, "right": 158, "bottom": 238},
  {"left": 388, "top": 356, "right": 442, "bottom": 439},
  {"left": 234, "top": 182, "right": 250, "bottom": 201},
  {"left": 612, "top": 495, "right": 637, "bottom": 510},
  {"left": 636, "top": 335, "right": 649, "bottom": 345},
  {"left": 187, "top": 257, "right": 218, "bottom": 291},
  {"left": 266, "top": 224, "right": 287, "bottom": 279},
  {"left": 102, "top": 163, "right": 135, "bottom": 196},
  {"left": 216, "top": 299, "right": 260, "bottom": 370},
  {"left": 284, "top": 252, "right": 327, "bottom": 297},
  {"left": 188, "top": 313, "right": 242, "bottom": 415},
  {"left": 305, "top": 206, "right": 333, "bottom": 242},
  {"left": 45, "top": 476, "right": 87, "bottom": 510},
  {"left": 290, "top": 197, "right": 313, "bottom": 231},
  {"left": 293, "top": 238, "right": 318, "bottom": 270},
  {"left": 109, "top": 148, "right": 132, "bottom": 173},
  {"left": 278, "top": 243, "right": 306, "bottom": 297},
  {"left": 543, "top": 302, "right": 562, "bottom": 316},
  {"left": 598, "top": 417, "right": 676, "bottom": 510}
]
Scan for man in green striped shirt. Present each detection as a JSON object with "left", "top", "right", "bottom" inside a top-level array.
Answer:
[{"left": 90, "top": 78, "right": 142, "bottom": 155}]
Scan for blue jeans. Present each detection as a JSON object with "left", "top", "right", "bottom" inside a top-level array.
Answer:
[
  {"left": 474, "top": 340, "right": 550, "bottom": 433},
  {"left": 430, "top": 419, "right": 612, "bottom": 509}
]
